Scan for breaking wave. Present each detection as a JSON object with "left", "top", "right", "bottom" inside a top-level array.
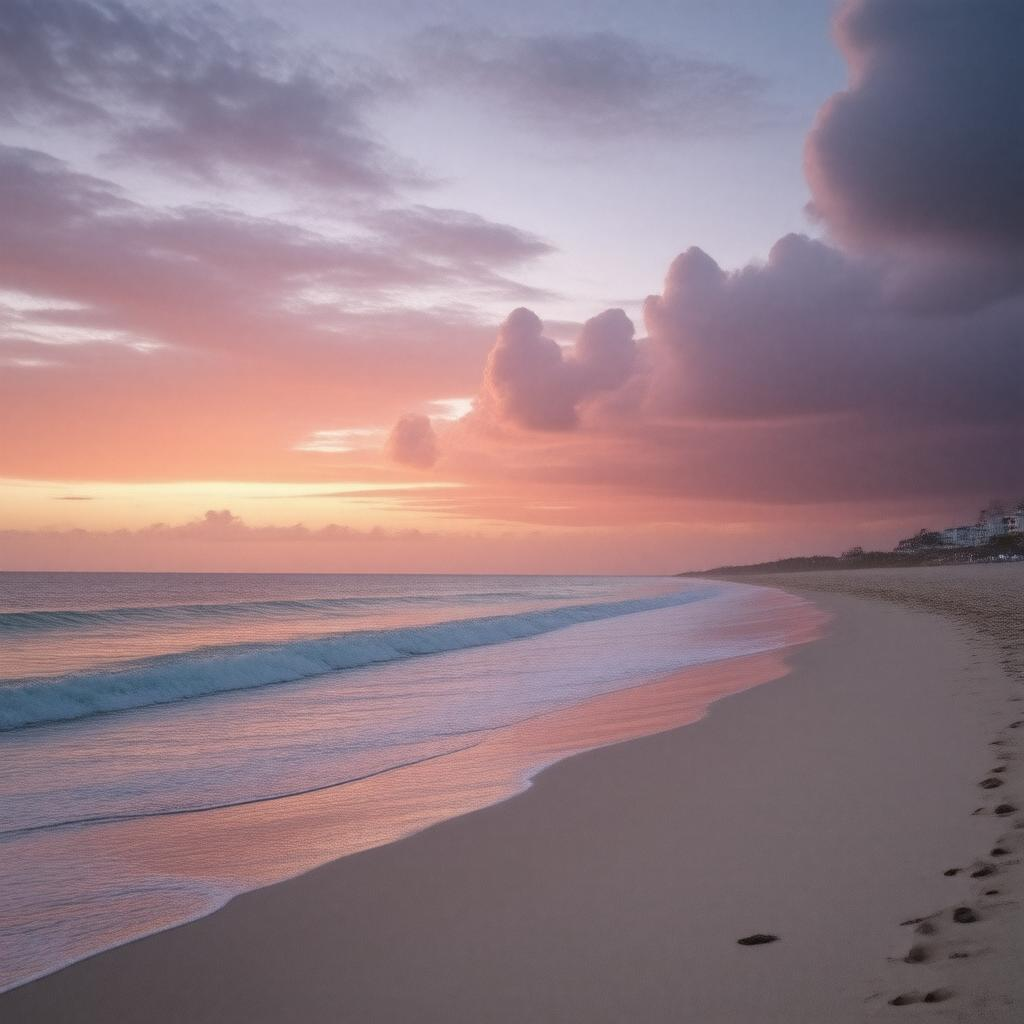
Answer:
[{"left": 0, "top": 587, "right": 717, "bottom": 731}]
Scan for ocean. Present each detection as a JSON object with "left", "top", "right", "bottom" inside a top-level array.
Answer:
[{"left": 0, "top": 571, "right": 821, "bottom": 991}]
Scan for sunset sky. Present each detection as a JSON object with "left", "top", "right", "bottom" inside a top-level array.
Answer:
[{"left": 2, "top": 0, "right": 1022, "bottom": 573}]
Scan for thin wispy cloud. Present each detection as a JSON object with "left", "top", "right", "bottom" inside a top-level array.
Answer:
[
  {"left": 0, "top": 143, "right": 553, "bottom": 360},
  {"left": 0, "top": 0, "right": 414, "bottom": 193},
  {"left": 409, "top": 27, "right": 770, "bottom": 137}
]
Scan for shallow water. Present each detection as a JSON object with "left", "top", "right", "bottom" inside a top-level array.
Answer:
[{"left": 0, "top": 572, "right": 822, "bottom": 991}]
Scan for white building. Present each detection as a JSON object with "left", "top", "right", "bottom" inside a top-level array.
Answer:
[
  {"left": 934, "top": 503, "right": 1023, "bottom": 548},
  {"left": 941, "top": 524, "right": 987, "bottom": 547},
  {"left": 1000, "top": 512, "right": 1022, "bottom": 535},
  {"left": 979, "top": 507, "right": 1024, "bottom": 540}
]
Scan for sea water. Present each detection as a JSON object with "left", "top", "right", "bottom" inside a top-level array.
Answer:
[{"left": 0, "top": 572, "right": 821, "bottom": 991}]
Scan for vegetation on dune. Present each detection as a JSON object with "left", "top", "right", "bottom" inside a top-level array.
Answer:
[{"left": 684, "top": 535, "right": 1024, "bottom": 576}]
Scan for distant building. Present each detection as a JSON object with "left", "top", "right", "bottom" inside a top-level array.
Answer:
[
  {"left": 977, "top": 507, "right": 1023, "bottom": 540},
  {"left": 999, "top": 512, "right": 1022, "bottom": 535},
  {"left": 897, "top": 501, "right": 1024, "bottom": 552},
  {"left": 941, "top": 524, "right": 987, "bottom": 547}
]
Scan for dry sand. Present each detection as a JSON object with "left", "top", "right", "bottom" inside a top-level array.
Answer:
[{"left": 2, "top": 564, "right": 1021, "bottom": 1022}]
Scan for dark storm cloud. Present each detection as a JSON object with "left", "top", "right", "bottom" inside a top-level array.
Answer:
[{"left": 806, "top": 0, "right": 1024, "bottom": 251}]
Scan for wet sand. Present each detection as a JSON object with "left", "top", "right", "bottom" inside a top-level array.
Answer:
[{"left": 3, "top": 564, "right": 1021, "bottom": 1022}]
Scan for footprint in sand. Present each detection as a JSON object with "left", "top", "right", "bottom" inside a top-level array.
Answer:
[
  {"left": 889, "top": 992, "right": 923, "bottom": 1006},
  {"left": 904, "top": 943, "right": 931, "bottom": 964},
  {"left": 889, "top": 989, "right": 953, "bottom": 1006}
]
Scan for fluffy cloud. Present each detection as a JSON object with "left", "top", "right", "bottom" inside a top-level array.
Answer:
[
  {"left": 410, "top": 27, "right": 766, "bottom": 136},
  {"left": 401, "top": 226, "right": 1021, "bottom": 511},
  {"left": 477, "top": 307, "right": 638, "bottom": 430},
  {"left": 643, "top": 234, "right": 1023, "bottom": 425},
  {"left": 401, "top": 0, "right": 1024, "bottom": 513},
  {"left": 481, "top": 308, "right": 576, "bottom": 430},
  {"left": 459, "top": 224, "right": 1022, "bottom": 441},
  {"left": 806, "top": 0, "right": 1024, "bottom": 309},
  {"left": 0, "top": 0, "right": 410, "bottom": 192},
  {"left": 386, "top": 414, "right": 439, "bottom": 468}
]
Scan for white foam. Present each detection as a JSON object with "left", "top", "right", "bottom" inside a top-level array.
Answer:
[{"left": 0, "top": 588, "right": 718, "bottom": 731}]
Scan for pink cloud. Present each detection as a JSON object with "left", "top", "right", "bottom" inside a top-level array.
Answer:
[
  {"left": 0, "top": 505, "right": 953, "bottom": 574},
  {"left": 386, "top": 414, "right": 439, "bottom": 468},
  {"left": 388, "top": 0, "right": 1024, "bottom": 523},
  {"left": 388, "top": 227, "right": 1023, "bottom": 511},
  {"left": 0, "top": 145, "right": 558, "bottom": 480},
  {"left": 479, "top": 306, "right": 638, "bottom": 430}
]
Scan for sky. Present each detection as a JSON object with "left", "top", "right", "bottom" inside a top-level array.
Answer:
[{"left": 1, "top": 0, "right": 1022, "bottom": 573}]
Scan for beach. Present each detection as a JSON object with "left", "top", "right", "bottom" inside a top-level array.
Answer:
[
  {"left": 5, "top": 0, "right": 1022, "bottom": 1019},
  {"left": 3, "top": 564, "right": 1021, "bottom": 1022}
]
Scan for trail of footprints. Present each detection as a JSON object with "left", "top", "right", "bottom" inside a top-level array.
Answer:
[{"left": 885, "top": 715, "right": 1021, "bottom": 1010}]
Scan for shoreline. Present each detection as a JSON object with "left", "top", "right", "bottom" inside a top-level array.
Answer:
[
  {"left": 3, "top": 565, "right": 1021, "bottom": 1021},
  {"left": 0, "top": 581, "right": 817, "bottom": 994}
]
